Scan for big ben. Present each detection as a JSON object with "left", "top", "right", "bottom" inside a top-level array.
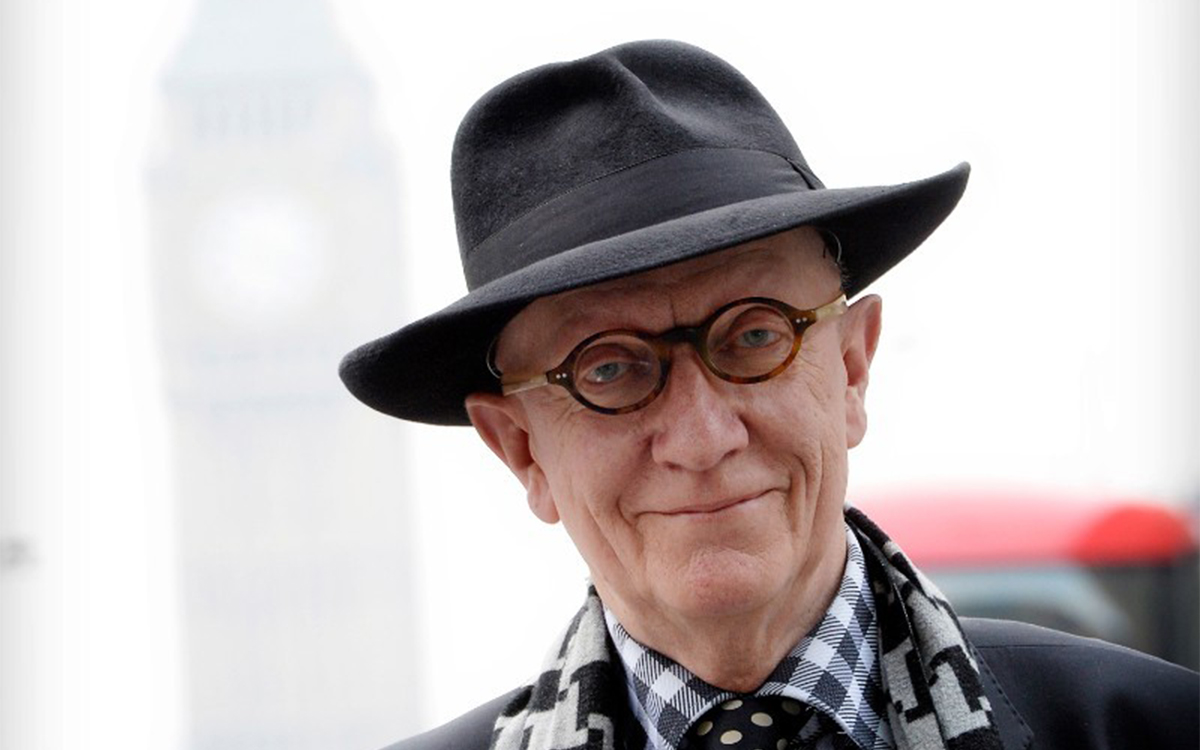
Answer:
[{"left": 146, "top": 0, "right": 419, "bottom": 746}]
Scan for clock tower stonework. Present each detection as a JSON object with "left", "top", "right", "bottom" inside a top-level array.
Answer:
[{"left": 147, "top": 1, "right": 419, "bottom": 746}]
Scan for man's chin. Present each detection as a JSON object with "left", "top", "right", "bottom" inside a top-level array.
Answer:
[{"left": 658, "top": 549, "right": 790, "bottom": 622}]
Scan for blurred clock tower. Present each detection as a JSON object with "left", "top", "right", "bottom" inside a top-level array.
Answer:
[{"left": 146, "top": 0, "right": 419, "bottom": 747}]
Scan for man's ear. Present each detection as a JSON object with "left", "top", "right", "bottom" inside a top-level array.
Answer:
[
  {"left": 464, "top": 393, "right": 559, "bottom": 524},
  {"left": 841, "top": 294, "right": 882, "bottom": 448}
]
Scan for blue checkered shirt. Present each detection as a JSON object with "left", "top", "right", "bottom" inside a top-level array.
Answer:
[{"left": 603, "top": 524, "right": 893, "bottom": 750}]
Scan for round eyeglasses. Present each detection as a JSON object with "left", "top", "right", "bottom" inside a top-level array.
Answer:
[{"left": 492, "top": 293, "right": 848, "bottom": 415}]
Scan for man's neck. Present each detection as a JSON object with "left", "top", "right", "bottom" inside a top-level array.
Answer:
[{"left": 599, "top": 531, "right": 847, "bottom": 692}]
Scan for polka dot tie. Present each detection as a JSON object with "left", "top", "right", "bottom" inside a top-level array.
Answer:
[{"left": 683, "top": 696, "right": 814, "bottom": 750}]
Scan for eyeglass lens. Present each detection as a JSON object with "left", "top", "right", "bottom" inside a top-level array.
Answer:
[{"left": 571, "top": 301, "right": 796, "bottom": 411}]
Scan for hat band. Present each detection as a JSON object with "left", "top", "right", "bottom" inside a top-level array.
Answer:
[{"left": 463, "top": 148, "right": 815, "bottom": 290}]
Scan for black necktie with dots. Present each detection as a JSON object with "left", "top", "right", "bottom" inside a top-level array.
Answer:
[{"left": 682, "top": 696, "right": 815, "bottom": 750}]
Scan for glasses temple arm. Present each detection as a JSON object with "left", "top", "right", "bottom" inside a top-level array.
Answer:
[
  {"left": 501, "top": 375, "right": 550, "bottom": 396},
  {"left": 811, "top": 294, "right": 848, "bottom": 321}
]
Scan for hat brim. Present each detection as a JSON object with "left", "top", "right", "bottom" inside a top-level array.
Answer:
[{"left": 339, "top": 162, "right": 969, "bottom": 425}]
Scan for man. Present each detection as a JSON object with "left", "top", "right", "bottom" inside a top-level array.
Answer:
[{"left": 340, "top": 40, "right": 1198, "bottom": 750}]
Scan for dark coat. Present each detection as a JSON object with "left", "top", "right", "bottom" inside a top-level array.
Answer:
[{"left": 384, "top": 618, "right": 1199, "bottom": 750}]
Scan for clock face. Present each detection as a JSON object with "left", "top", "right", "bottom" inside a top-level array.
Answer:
[{"left": 190, "top": 187, "right": 329, "bottom": 329}]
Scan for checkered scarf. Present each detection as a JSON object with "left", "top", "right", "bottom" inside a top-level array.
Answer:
[{"left": 491, "top": 507, "right": 1002, "bottom": 750}]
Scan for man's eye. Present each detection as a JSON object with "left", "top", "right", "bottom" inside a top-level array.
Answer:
[
  {"left": 737, "top": 328, "right": 782, "bottom": 348},
  {"left": 574, "top": 338, "right": 653, "bottom": 388},
  {"left": 585, "top": 361, "right": 630, "bottom": 384},
  {"left": 712, "top": 305, "right": 791, "bottom": 356}
]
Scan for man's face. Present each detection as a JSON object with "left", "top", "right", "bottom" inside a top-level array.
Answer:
[{"left": 467, "top": 227, "right": 881, "bottom": 647}]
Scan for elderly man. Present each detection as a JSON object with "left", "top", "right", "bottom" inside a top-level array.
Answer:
[{"left": 341, "top": 41, "right": 1198, "bottom": 750}]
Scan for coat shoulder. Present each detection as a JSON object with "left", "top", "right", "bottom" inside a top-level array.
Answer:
[
  {"left": 962, "top": 617, "right": 1199, "bottom": 749},
  {"left": 380, "top": 688, "right": 522, "bottom": 750},
  {"left": 962, "top": 615, "right": 1197, "bottom": 679}
]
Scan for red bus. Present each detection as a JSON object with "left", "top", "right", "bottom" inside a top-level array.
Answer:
[{"left": 854, "top": 490, "right": 1199, "bottom": 670}]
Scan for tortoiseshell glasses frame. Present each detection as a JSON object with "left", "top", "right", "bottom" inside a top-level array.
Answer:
[{"left": 491, "top": 292, "right": 848, "bottom": 415}]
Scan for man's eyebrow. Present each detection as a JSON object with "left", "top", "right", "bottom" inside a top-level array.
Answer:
[
  {"left": 547, "top": 305, "right": 638, "bottom": 344},
  {"left": 535, "top": 248, "right": 801, "bottom": 344}
]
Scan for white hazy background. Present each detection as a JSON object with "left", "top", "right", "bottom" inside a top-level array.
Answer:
[{"left": 1, "top": 1, "right": 1196, "bottom": 748}]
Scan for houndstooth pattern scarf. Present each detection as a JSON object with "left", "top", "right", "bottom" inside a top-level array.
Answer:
[{"left": 491, "top": 507, "right": 1003, "bottom": 750}]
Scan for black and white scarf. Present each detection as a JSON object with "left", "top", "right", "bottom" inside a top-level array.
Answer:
[{"left": 491, "top": 507, "right": 1003, "bottom": 750}]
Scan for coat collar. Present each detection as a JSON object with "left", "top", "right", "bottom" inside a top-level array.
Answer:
[{"left": 969, "top": 637, "right": 1034, "bottom": 750}]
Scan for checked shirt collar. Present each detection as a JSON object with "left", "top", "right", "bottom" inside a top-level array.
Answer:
[{"left": 603, "top": 524, "right": 893, "bottom": 750}]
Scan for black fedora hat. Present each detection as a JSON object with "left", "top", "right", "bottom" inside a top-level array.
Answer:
[{"left": 340, "top": 40, "right": 969, "bottom": 425}]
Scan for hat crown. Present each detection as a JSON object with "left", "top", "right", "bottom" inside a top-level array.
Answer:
[
  {"left": 340, "top": 39, "right": 969, "bottom": 425},
  {"left": 451, "top": 40, "right": 811, "bottom": 268}
]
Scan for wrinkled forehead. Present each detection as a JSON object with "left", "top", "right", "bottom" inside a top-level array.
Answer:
[{"left": 494, "top": 226, "right": 840, "bottom": 367}]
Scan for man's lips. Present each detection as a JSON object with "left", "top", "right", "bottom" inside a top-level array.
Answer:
[{"left": 652, "top": 490, "right": 774, "bottom": 516}]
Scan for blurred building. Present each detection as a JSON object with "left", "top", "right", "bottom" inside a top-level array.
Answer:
[{"left": 147, "top": 0, "right": 418, "bottom": 746}]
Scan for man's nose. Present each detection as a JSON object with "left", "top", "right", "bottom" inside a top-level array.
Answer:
[{"left": 648, "top": 349, "right": 749, "bottom": 472}]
